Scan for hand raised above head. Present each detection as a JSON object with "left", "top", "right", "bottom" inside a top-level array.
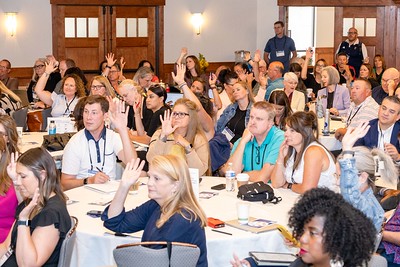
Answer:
[
  {"left": 108, "top": 98, "right": 128, "bottom": 131},
  {"left": 172, "top": 63, "right": 186, "bottom": 85},
  {"left": 180, "top": 47, "right": 188, "bottom": 57},
  {"left": 120, "top": 158, "right": 145, "bottom": 188},
  {"left": 106, "top": 53, "right": 117, "bottom": 67},
  {"left": 7, "top": 152, "right": 19, "bottom": 183}
]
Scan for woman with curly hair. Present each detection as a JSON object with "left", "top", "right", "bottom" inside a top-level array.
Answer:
[
  {"left": 34, "top": 59, "right": 86, "bottom": 117},
  {"left": 232, "top": 188, "right": 377, "bottom": 267}
]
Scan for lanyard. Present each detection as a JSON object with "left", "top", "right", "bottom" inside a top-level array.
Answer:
[
  {"left": 274, "top": 36, "right": 287, "bottom": 50},
  {"left": 346, "top": 104, "right": 363, "bottom": 127},
  {"left": 64, "top": 94, "right": 76, "bottom": 116},
  {"left": 88, "top": 135, "right": 107, "bottom": 172},
  {"left": 251, "top": 142, "right": 268, "bottom": 170}
]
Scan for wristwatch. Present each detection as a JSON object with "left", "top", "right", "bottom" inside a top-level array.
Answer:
[
  {"left": 185, "top": 144, "right": 193, "bottom": 154},
  {"left": 17, "top": 220, "right": 31, "bottom": 226},
  {"left": 83, "top": 178, "right": 88, "bottom": 185}
]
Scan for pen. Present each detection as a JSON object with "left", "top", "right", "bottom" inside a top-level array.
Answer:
[
  {"left": 211, "top": 229, "right": 232, "bottom": 235},
  {"left": 96, "top": 167, "right": 103, "bottom": 173}
]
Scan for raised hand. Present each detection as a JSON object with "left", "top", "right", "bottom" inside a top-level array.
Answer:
[
  {"left": 108, "top": 98, "right": 128, "bottom": 131},
  {"left": 120, "top": 158, "right": 145, "bottom": 188},
  {"left": 253, "top": 50, "right": 261, "bottom": 63},
  {"left": 172, "top": 63, "right": 186, "bottom": 85},
  {"left": 7, "top": 152, "right": 19, "bottom": 183},
  {"left": 259, "top": 73, "right": 268, "bottom": 87},
  {"left": 209, "top": 73, "right": 217, "bottom": 87},
  {"left": 160, "top": 109, "right": 178, "bottom": 138},
  {"left": 106, "top": 53, "right": 117, "bottom": 67},
  {"left": 306, "top": 47, "right": 314, "bottom": 59},
  {"left": 342, "top": 121, "right": 370, "bottom": 150},
  {"left": 180, "top": 47, "right": 188, "bottom": 57},
  {"left": 44, "top": 60, "right": 58, "bottom": 74}
]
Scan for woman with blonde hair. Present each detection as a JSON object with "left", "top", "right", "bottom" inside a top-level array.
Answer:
[
  {"left": 147, "top": 98, "right": 210, "bottom": 176},
  {"left": 216, "top": 81, "right": 254, "bottom": 145},
  {"left": 0, "top": 81, "right": 21, "bottom": 115},
  {"left": 102, "top": 156, "right": 208, "bottom": 267},
  {"left": 0, "top": 147, "right": 71, "bottom": 266},
  {"left": 89, "top": 75, "right": 117, "bottom": 98}
]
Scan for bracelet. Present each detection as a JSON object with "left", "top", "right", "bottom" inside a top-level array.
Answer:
[
  {"left": 342, "top": 150, "right": 355, "bottom": 156},
  {"left": 106, "top": 65, "right": 112, "bottom": 69},
  {"left": 287, "top": 183, "right": 293, "bottom": 190},
  {"left": 44, "top": 72, "right": 50, "bottom": 78},
  {"left": 178, "top": 82, "right": 187, "bottom": 89}
]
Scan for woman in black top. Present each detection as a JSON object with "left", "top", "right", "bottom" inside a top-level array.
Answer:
[
  {"left": 0, "top": 147, "right": 71, "bottom": 266},
  {"left": 132, "top": 84, "right": 170, "bottom": 145},
  {"left": 301, "top": 48, "right": 327, "bottom": 97}
]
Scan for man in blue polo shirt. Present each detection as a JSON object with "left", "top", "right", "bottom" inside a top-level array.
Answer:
[
  {"left": 227, "top": 101, "right": 284, "bottom": 182},
  {"left": 264, "top": 21, "right": 297, "bottom": 73}
]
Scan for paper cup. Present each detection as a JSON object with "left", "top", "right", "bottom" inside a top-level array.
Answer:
[
  {"left": 307, "top": 88, "right": 313, "bottom": 98},
  {"left": 16, "top": 127, "right": 23, "bottom": 138},
  {"left": 237, "top": 202, "right": 250, "bottom": 225},
  {"left": 236, "top": 173, "right": 249, "bottom": 188}
]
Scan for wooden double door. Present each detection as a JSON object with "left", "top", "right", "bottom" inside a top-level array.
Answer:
[{"left": 51, "top": 0, "right": 165, "bottom": 77}]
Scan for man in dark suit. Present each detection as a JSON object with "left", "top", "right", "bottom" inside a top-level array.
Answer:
[{"left": 355, "top": 96, "right": 400, "bottom": 162}]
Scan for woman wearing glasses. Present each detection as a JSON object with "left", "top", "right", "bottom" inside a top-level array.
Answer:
[
  {"left": 89, "top": 75, "right": 117, "bottom": 98},
  {"left": 271, "top": 111, "right": 338, "bottom": 194},
  {"left": 147, "top": 98, "right": 209, "bottom": 176},
  {"left": 27, "top": 58, "right": 61, "bottom": 108},
  {"left": 131, "top": 84, "right": 170, "bottom": 145},
  {"left": 301, "top": 48, "right": 327, "bottom": 97},
  {"left": 34, "top": 59, "right": 86, "bottom": 117}
]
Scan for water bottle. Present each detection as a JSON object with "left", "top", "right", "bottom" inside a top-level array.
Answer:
[
  {"left": 316, "top": 96, "right": 324, "bottom": 118},
  {"left": 49, "top": 120, "right": 56, "bottom": 135},
  {"left": 322, "top": 109, "right": 330, "bottom": 136},
  {"left": 225, "top": 162, "right": 235, "bottom": 192}
]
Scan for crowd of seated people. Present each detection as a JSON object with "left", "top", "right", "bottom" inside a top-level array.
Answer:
[{"left": 2, "top": 39, "right": 400, "bottom": 266}]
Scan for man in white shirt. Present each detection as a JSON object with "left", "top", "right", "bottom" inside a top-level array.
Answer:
[
  {"left": 335, "top": 78, "right": 379, "bottom": 141},
  {"left": 61, "top": 95, "right": 136, "bottom": 190}
]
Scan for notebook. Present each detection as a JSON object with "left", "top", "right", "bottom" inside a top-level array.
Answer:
[{"left": 84, "top": 180, "right": 120, "bottom": 194}]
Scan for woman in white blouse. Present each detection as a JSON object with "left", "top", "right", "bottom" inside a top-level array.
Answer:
[{"left": 271, "top": 72, "right": 305, "bottom": 112}]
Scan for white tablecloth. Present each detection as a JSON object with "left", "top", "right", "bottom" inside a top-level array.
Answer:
[
  {"left": 64, "top": 177, "right": 300, "bottom": 267},
  {"left": 318, "top": 118, "right": 345, "bottom": 151},
  {"left": 20, "top": 131, "right": 63, "bottom": 159}
]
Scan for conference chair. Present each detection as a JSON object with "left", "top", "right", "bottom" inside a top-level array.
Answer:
[
  {"left": 113, "top": 241, "right": 200, "bottom": 267},
  {"left": 57, "top": 216, "right": 78, "bottom": 267},
  {"left": 11, "top": 106, "right": 28, "bottom": 130}
]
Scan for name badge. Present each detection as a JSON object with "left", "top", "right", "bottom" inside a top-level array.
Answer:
[
  {"left": 276, "top": 50, "right": 285, "bottom": 57},
  {"left": 222, "top": 127, "right": 234, "bottom": 141}
]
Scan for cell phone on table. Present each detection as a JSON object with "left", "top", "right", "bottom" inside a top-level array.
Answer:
[
  {"left": 87, "top": 210, "right": 102, "bottom": 218},
  {"left": 211, "top": 183, "right": 226, "bottom": 190},
  {"left": 276, "top": 225, "right": 299, "bottom": 247}
]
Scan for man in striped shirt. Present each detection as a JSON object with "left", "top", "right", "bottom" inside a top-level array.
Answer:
[{"left": 335, "top": 78, "right": 379, "bottom": 141}]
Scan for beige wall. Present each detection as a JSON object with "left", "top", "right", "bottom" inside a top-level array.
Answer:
[
  {"left": 315, "top": 7, "right": 335, "bottom": 47},
  {"left": 1, "top": 0, "right": 280, "bottom": 66}
]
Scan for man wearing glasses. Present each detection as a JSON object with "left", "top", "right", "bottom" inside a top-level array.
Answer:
[
  {"left": 0, "top": 59, "right": 18, "bottom": 90},
  {"left": 336, "top": 27, "right": 369, "bottom": 77},
  {"left": 225, "top": 101, "right": 284, "bottom": 183},
  {"left": 372, "top": 68, "right": 400, "bottom": 105}
]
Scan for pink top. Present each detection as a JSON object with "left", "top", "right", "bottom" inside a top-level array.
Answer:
[{"left": 0, "top": 184, "right": 18, "bottom": 242}]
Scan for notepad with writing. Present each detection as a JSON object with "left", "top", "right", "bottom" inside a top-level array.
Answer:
[
  {"left": 225, "top": 217, "right": 277, "bottom": 233},
  {"left": 84, "top": 181, "right": 120, "bottom": 194}
]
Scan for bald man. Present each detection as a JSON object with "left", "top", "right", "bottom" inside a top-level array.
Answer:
[{"left": 372, "top": 68, "right": 400, "bottom": 105}]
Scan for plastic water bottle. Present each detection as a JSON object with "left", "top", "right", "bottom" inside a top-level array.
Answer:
[
  {"left": 316, "top": 96, "right": 324, "bottom": 118},
  {"left": 322, "top": 109, "right": 330, "bottom": 136},
  {"left": 225, "top": 162, "right": 235, "bottom": 192},
  {"left": 49, "top": 120, "right": 56, "bottom": 135}
]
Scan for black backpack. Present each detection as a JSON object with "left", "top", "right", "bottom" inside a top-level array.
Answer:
[{"left": 237, "top": 182, "right": 282, "bottom": 204}]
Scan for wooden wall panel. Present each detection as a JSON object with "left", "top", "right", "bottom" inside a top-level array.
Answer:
[{"left": 314, "top": 48, "right": 335, "bottom": 66}]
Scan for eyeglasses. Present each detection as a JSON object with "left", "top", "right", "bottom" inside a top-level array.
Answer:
[
  {"left": 171, "top": 111, "right": 189, "bottom": 119},
  {"left": 348, "top": 32, "right": 357, "bottom": 35},
  {"left": 316, "top": 64, "right": 325, "bottom": 68},
  {"left": 34, "top": 64, "right": 45, "bottom": 69},
  {"left": 109, "top": 70, "right": 119, "bottom": 74},
  {"left": 91, "top": 85, "right": 105, "bottom": 91}
]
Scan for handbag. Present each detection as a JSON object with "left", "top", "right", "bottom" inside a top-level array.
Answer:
[
  {"left": 27, "top": 109, "right": 43, "bottom": 132},
  {"left": 42, "top": 132, "right": 76, "bottom": 151},
  {"left": 237, "top": 181, "right": 282, "bottom": 204}
]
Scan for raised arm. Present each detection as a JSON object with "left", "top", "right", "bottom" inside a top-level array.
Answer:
[
  {"left": 172, "top": 63, "right": 215, "bottom": 140},
  {"left": 209, "top": 73, "right": 222, "bottom": 110},
  {"left": 176, "top": 47, "right": 188, "bottom": 64},
  {"left": 34, "top": 61, "right": 58, "bottom": 106},
  {"left": 301, "top": 48, "right": 313, "bottom": 80},
  {"left": 252, "top": 50, "right": 261, "bottom": 83},
  {"left": 108, "top": 97, "right": 137, "bottom": 164},
  {"left": 107, "top": 158, "right": 145, "bottom": 218},
  {"left": 102, "top": 53, "right": 116, "bottom": 77}
]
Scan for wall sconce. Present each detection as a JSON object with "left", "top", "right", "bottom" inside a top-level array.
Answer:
[
  {"left": 5, "top": 12, "right": 17, "bottom": 37},
  {"left": 191, "top": 13, "right": 203, "bottom": 35}
]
